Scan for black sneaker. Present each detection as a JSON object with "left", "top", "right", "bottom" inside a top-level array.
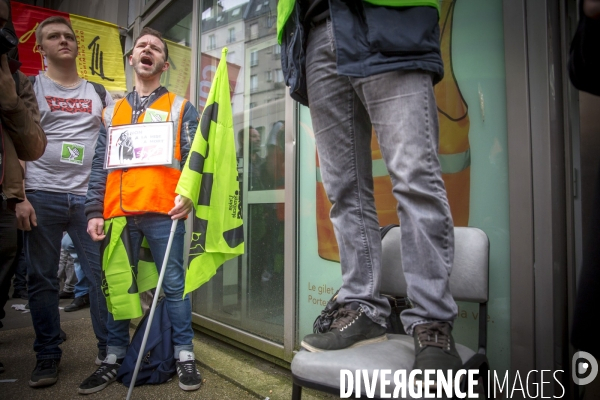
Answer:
[
  {"left": 0, "top": 360, "right": 4, "bottom": 373},
  {"left": 64, "top": 294, "right": 90, "bottom": 312},
  {"left": 412, "top": 321, "right": 463, "bottom": 389},
  {"left": 176, "top": 351, "right": 202, "bottom": 391},
  {"left": 29, "top": 358, "right": 60, "bottom": 387},
  {"left": 58, "top": 290, "right": 74, "bottom": 299},
  {"left": 78, "top": 354, "right": 122, "bottom": 394},
  {"left": 301, "top": 302, "right": 387, "bottom": 352},
  {"left": 95, "top": 348, "right": 107, "bottom": 366}
]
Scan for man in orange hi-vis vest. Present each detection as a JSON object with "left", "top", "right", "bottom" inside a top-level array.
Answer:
[{"left": 83, "top": 27, "right": 201, "bottom": 394}]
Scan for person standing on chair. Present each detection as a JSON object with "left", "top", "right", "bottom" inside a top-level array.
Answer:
[
  {"left": 16, "top": 15, "right": 111, "bottom": 388},
  {"left": 277, "top": 0, "right": 462, "bottom": 377},
  {"left": 81, "top": 27, "right": 201, "bottom": 394}
]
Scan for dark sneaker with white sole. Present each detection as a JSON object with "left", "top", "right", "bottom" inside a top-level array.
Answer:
[
  {"left": 29, "top": 358, "right": 60, "bottom": 387},
  {"left": 412, "top": 321, "right": 463, "bottom": 392},
  {"left": 78, "top": 354, "right": 122, "bottom": 394},
  {"left": 176, "top": 350, "right": 202, "bottom": 391},
  {"left": 301, "top": 302, "right": 387, "bottom": 352}
]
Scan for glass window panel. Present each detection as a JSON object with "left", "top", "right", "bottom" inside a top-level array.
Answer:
[{"left": 193, "top": 0, "right": 286, "bottom": 345}]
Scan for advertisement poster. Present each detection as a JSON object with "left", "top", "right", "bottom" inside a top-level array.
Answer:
[{"left": 298, "top": 0, "right": 510, "bottom": 377}]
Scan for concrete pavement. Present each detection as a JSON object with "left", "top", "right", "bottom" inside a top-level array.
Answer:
[{"left": 0, "top": 294, "right": 335, "bottom": 400}]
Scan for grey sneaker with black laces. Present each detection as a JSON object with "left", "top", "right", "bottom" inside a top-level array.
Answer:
[
  {"left": 29, "top": 358, "right": 60, "bottom": 387},
  {"left": 301, "top": 302, "right": 387, "bottom": 352},
  {"left": 176, "top": 350, "right": 202, "bottom": 391},
  {"left": 78, "top": 354, "right": 122, "bottom": 394},
  {"left": 412, "top": 321, "right": 463, "bottom": 390}
]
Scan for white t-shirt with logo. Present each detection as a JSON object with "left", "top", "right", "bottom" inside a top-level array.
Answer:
[{"left": 27, "top": 73, "right": 114, "bottom": 196}]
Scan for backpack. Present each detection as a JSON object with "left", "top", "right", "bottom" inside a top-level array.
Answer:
[
  {"left": 28, "top": 75, "right": 108, "bottom": 109},
  {"left": 116, "top": 297, "right": 177, "bottom": 387},
  {"left": 312, "top": 224, "right": 410, "bottom": 335}
]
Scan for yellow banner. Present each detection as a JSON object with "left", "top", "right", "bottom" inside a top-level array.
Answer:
[
  {"left": 160, "top": 40, "right": 192, "bottom": 99},
  {"left": 70, "top": 15, "right": 126, "bottom": 92}
]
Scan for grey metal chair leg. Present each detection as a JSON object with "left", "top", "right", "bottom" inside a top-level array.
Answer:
[{"left": 292, "top": 382, "right": 302, "bottom": 400}]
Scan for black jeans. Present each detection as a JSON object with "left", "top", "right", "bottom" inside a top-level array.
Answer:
[
  {"left": 11, "top": 230, "right": 27, "bottom": 293},
  {"left": 0, "top": 204, "right": 18, "bottom": 328}
]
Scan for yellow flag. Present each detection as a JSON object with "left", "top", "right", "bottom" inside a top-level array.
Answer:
[
  {"left": 176, "top": 48, "right": 244, "bottom": 295},
  {"left": 161, "top": 40, "right": 193, "bottom": 99},
  {"left": 70, "top": 15, "right": 127, "bottom": 92}
]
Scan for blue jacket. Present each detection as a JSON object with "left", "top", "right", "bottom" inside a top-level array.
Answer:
[{"left": 279, "top": 0, "right": 444, "bottom": 83}]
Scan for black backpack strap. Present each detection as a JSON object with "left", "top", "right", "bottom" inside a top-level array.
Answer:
[{"left": 89, "top": 81, "right": 107, "bottom": 109}]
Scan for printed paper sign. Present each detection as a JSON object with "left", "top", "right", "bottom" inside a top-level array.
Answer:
[
  {"left": 143, "top": 108, "right": 169, "bottom": 123},
  {"left": 104, "top": 122, "right": 174, "bottom": 169}
]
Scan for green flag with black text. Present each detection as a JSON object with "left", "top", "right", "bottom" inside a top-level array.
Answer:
[
  {"left": 101, "top": 217, "right": 159, "bottom": 320},
  {"left": 176, "top": 47, "right": 244, "bottom": 296}
]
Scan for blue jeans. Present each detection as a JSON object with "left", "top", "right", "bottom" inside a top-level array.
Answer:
[
  {"left": 106, "top": 214, "right": 193, "bottom": 360},
  {"left": 305, "top": 21, "right": 457, "bottom": 335},
  {"left": 61, "top": 233, "right": 90, "bottom": 298},
  {"left": 25, "top": 190, "right": 108, "bottom": 360}
]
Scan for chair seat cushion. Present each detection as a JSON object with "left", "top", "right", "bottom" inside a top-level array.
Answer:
[{"left": 291, "top": 334, "right": 476, "bottom": 397}]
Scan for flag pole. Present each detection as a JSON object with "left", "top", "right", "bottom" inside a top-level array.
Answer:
[{"left": 126, "top": 217, "right": 179, "bottom": 400}]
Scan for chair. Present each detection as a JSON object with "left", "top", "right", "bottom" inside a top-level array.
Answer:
[{"left": 290, "top": 226, "right": 490, "bottom": 399}]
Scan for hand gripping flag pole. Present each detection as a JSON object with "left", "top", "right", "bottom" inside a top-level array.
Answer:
[{"left": 126, "top": 217, "right": 178, "bottom": 400}]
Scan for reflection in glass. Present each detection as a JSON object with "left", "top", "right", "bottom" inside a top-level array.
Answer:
[
  {"left": 193, "top": 0, "right": 286, "bottom": 345},
  {"left": 193, "top": 203, "right": 284, "bottom": 343}
]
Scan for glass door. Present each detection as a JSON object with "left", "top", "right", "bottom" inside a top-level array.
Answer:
[{"left": 192, "top": 0, "right": 286, "bottom": 347}]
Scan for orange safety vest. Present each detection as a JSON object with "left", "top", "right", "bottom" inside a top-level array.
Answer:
[{"left": 102, "top": 92, "right": 187, "bottom": 219}]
